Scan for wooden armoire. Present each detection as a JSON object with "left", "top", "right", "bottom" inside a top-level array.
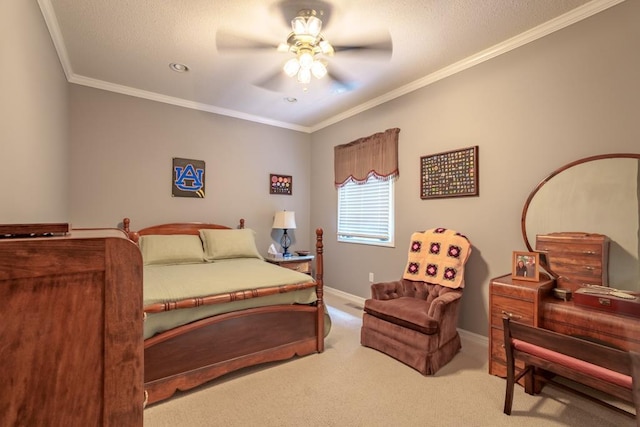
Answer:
[{"left": 0, "top": 224, "right": 144, "bottom": 426}]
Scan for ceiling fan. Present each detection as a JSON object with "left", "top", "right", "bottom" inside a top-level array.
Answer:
[
  {"left": 278, "top": 9, "right": 334, "bottom": 85},
  {"left": 215, "top": 2, "right": 393, "bottom": 93}
]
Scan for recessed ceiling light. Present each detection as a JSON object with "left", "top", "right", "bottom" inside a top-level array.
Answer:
[
  {"left": 284, "top": 97, "right": 297, "bottom": 103},
  {"left": 169, "top": 63, "right": 189, "bottom": 72}
]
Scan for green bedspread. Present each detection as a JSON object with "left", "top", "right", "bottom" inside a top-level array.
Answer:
[{"left": 143, "top": 258, "right": 324, "bottom": 339}]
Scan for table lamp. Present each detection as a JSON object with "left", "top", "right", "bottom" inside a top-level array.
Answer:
[{"left": 272, "top": 211, "right": 296, "bottom": 257}]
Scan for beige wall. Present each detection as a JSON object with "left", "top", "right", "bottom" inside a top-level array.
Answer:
[
  {"left": 310, "top": 0, "right": 640, "bottom": 336},
  {"left": 0, "top": 1, "right": 68, "bottom": 223},
  {"left": 68, "top": 86, "right": 313, "bottom": 254},
  {"left": 4, "top": 1, "right": 639, "bottom": 338}
]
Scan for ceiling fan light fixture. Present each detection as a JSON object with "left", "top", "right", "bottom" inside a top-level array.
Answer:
[
  {"left": 319, "top": 40, "right": 334, "bottom": 55},
  {"left": 298, "top": 51, "right": 314, "bottom": 69},
  {"left": 282, "top": 10, "right": 334, "bottom": 86},
  {"left": 297, "top": 68, "right": 311, "bottom": 84},
  {"left": 291, "top": 16, "right": 307, "bottom": 35},
  {"left": 291, "top": 11, "right": 322, "bottom": 38},
  {"left": 306, "top": 16, "right": 322, "bottom": 38},
  {"left": 311, "top": 61, "right": 327, "bottom": 79},
  {"left": 283, "top": 58, "right": 301, "bottom": 77}
]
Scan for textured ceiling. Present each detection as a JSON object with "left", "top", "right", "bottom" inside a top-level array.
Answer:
[{"left": 38, "top": 0, "right": 621, "bottom": 132}]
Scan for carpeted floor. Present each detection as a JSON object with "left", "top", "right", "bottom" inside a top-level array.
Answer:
[{"left": 143, "top": 291, "right": 635, "bottom": 426}]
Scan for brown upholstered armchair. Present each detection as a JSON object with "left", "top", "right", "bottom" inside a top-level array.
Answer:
[{"left": 360, "top": 228, "right": 471, "bottom": 375}]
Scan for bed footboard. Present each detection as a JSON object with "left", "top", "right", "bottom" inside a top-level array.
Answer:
[{"left": 144, "top": 305, "right": 320, "bottom": 405}]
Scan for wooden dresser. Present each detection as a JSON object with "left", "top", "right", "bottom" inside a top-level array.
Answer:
[
  {"left": 0, "top": 226, "right": 144, "bottom": 426},
  {"left": 542, "top": 298, "right": 640, "bottom": 352},
  {"left": 489, "top": 274, "right": 555, "bottom": 380},
  {"left": 489, "top": 273, "right": 640, "bottom": 385},
  {"left": 535, "top": 232, "right": 610, "bottom": 291}
]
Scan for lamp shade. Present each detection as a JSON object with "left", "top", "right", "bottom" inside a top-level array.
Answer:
[{"left": 272, "top": 211, "right": 296, "bottom": 229}]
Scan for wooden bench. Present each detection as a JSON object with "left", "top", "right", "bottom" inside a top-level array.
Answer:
[{"left": 502, "top": 316, "right": 640, "bottom": 424}]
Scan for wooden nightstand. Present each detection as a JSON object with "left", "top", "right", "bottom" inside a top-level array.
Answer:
[{"left": 265, "top": 255, "right": 314, "bottom": 276}]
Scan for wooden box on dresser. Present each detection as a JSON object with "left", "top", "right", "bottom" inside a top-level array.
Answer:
[
  {"left": 489, "top": 273, "right": 555, "bottom": 389},
  {"left": 0, "top": 225, "right": 144, "bottom": 426}
]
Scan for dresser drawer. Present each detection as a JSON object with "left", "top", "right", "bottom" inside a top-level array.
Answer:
[
  {"left": 280, "top": 261, "right": 310, "bottom": 274},
  {"left": 536, "top": 241, "right": 604, "bottom": 259},
  {"left": 265, "top": 256, "right": 314, "bottom": 276},
  {"left": 491, "top": 281, "right": 540, "bottom": 301},
  {"left": 490, "top": 295, "right": 535, "bottom": 327},
  {"left": 548, "top": 262, "right": 603, "bottom": 283},
  {"left": 490, "top": 327, "right": 526, "bottom": 377}
]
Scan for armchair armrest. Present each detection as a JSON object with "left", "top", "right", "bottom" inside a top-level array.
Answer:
[
  {"left": 370, "top": 280, "right": 405, "bottom": 300},
  {"left": 427, "top": 291, "right": 462, "bottom": 320},
  {"left": 429, "top": 291, "right": 463, "bottom": 343}
]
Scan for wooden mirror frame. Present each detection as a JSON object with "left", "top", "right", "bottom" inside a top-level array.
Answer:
[{"left": 521, "top": 153, "right": 640, "bottom": 289}]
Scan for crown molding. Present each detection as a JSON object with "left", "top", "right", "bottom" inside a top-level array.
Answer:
[
  {"left": 67, "top": 74, "right": 310, "bottom": 133},
  {"left": 310, "top": 0, "right": 626, "bottom": 132},
  {"left": 38, "top": 0, "right": 624, "bottom": 134},
  {"left": 38, "top": 0, "right": 72, "bottom": 81},
  {"left": 37, "top": 0, "right": 312, "bottom": 133}
]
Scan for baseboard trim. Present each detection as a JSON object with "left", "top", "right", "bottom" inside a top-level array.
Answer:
[
  {"left": 325, "top": 286, "right": 366, "bottom": 306},
  {"left": 458, "top": 328, "right": 488, "bottom": 348}
]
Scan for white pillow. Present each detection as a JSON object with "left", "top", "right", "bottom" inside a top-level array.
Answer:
[
  {"left": 199, "top": 229, "right": 263, "bottom": 261},
  {"left": 139, "top": 234, "right": 205, "bottom": 265}
]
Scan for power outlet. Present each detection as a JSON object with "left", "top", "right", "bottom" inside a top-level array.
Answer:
[{"left": 369, "top": 272, "right": 374, "bottom": 282}]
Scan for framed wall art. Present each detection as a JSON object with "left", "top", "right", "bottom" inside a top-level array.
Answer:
[
  {"left": 270, "top": 174, "right": 292, "bottom": 195},
  {"left": 420, "top": 146, "right": 478, "bottom": 199},
  {"left": 512, "top": 251, "right": 540, "bottom": 282},
  {"left": 172, "top": 158, "right": 205, "bottom": 198}
]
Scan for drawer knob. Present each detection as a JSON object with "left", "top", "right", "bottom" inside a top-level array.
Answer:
[
  {"left": 582, "top": 250, "right": 596, "bottom": 255},
  {"left": 501, "top": 310, "right": 522, "bottom": 320},
  {"left": 584, "top": 266, "right": 594, "bottom": 270}
]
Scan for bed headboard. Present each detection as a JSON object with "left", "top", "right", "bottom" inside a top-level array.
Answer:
[{"left": 122, "top": 217, "right": 245, "bottom": 243}]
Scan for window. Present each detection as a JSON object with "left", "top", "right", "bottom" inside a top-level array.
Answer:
[{"left": 337, "top": 176, "right": 394, "bottom": 247}]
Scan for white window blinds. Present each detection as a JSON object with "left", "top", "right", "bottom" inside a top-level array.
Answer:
[{"left": 337, "top": 176, "right": 394, "bottom": 246}]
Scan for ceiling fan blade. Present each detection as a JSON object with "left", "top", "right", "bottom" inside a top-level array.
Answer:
[
  {"left": 254, "top": 68, "right": 290, "bottom": 93},
  {"left": 332, "top": 36, "right": 393, "bottom": 60},
  {"left": 216, "top": 31, "right": 278, "bottom": 52},
  {"left": 327, "top": 68, "right": 358, "bottom": 93}
]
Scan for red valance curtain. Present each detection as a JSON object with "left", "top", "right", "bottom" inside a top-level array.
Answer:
[{"left": 334, "top": 128, "right": 400, "bottom": 188}]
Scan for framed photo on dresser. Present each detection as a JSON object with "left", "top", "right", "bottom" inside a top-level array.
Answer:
[{"left": 512, "top": 251, "right": 539, "bottom": 282}]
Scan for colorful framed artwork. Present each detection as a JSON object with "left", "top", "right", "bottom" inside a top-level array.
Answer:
[
  {"left": 270, "top": 174, "right": 292, "bottom": 195},
  {"left": 420, "top": 146, "right": 478, "bottom": 199},
  {"left": 512, "top": 251, "right": 540, "bottom": 282},
  {"left": 172, "top": 158, "right": 205, "bottom": 198}
]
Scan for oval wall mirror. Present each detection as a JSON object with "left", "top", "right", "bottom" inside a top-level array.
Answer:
[{"left": 521, "top": 153, "right": 640, "bottom": 290}]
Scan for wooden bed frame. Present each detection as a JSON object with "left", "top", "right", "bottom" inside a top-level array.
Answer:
[{"left": 122, "top": 218, "right": 325, "bottom": 406}]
